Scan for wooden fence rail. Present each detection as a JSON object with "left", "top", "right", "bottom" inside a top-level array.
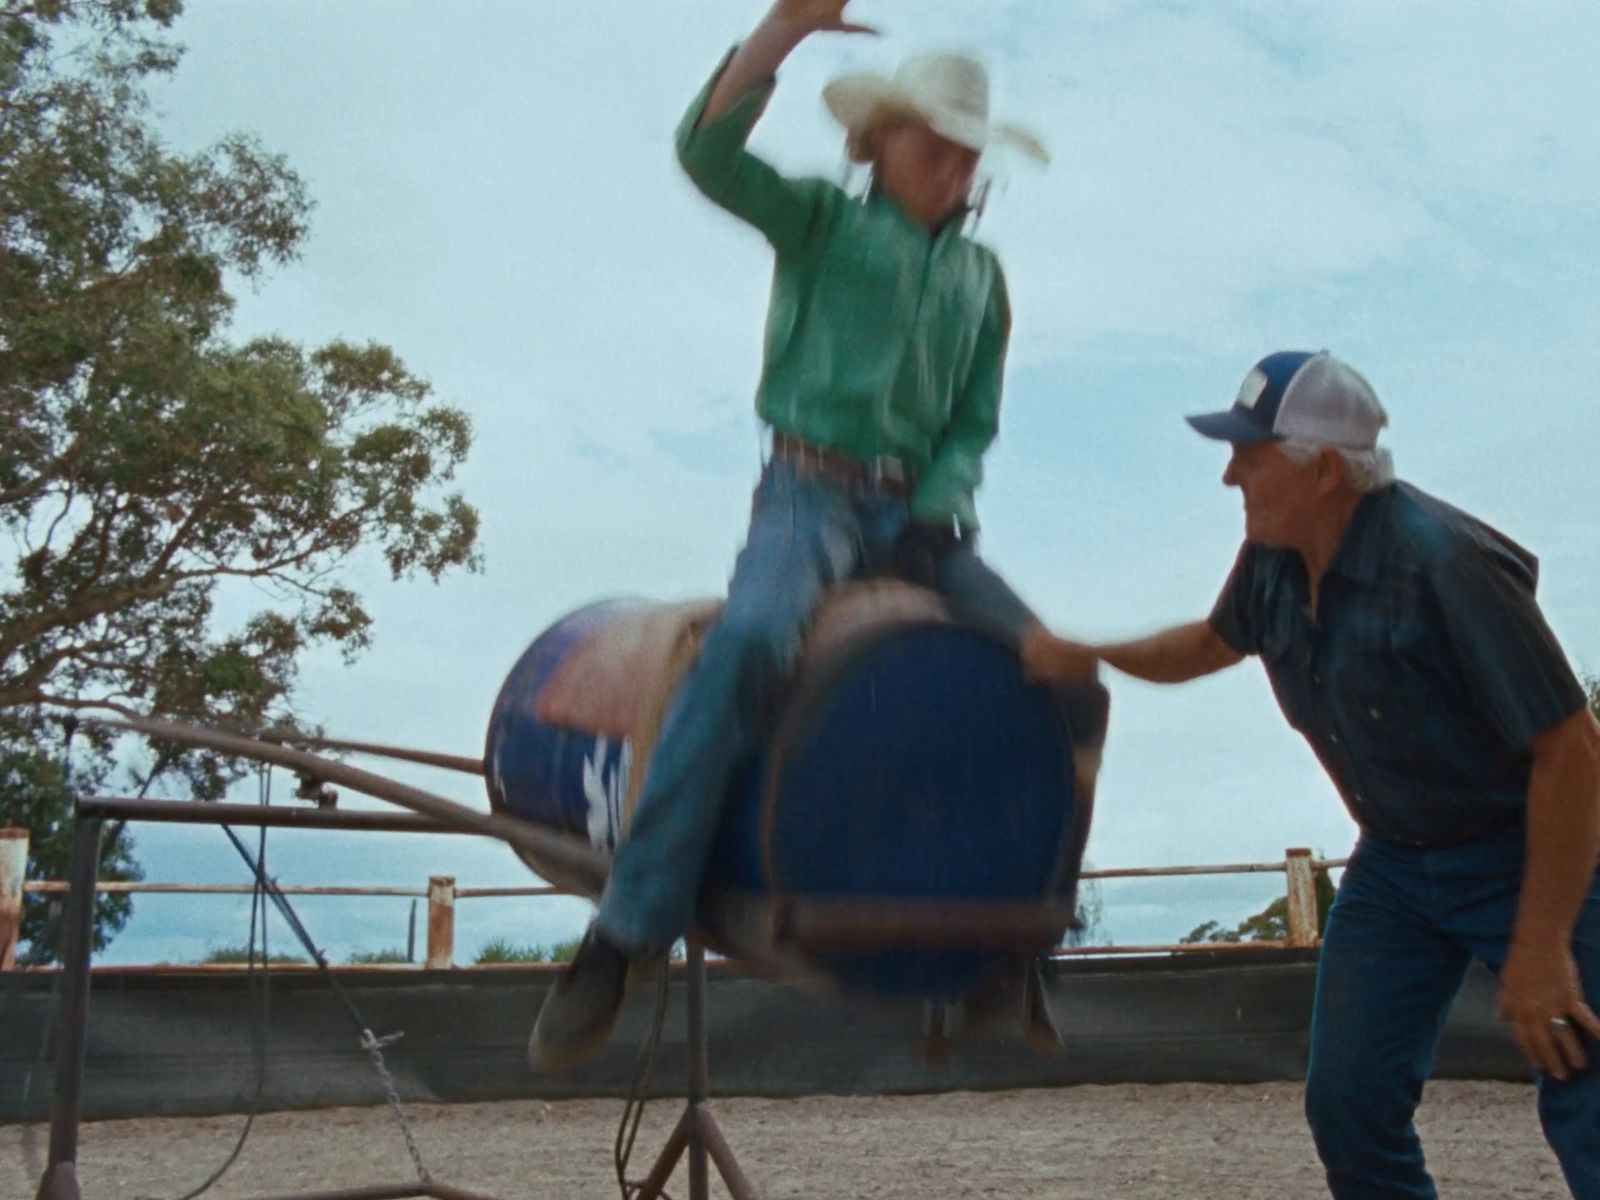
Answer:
[{"left": 0, "top": 826, "right": 1347, "bottom": 969}]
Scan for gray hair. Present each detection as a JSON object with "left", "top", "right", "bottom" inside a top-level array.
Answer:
[{"left": 1279, "top": 439, "right": 1395, "bottom": 493}]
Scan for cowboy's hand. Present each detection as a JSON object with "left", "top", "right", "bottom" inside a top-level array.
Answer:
[
  {"left": 1497, "top": 936, "right": 1600, "bottom": 1080},
  {"left": 1020, "top": 627, "right": 1099, "bottom": 685},
  {"left": 768, "top": 0, "right": 878, "bottom": 36},
  {"left": 892, "top": 520, "right": 958, "bottom": 587}
]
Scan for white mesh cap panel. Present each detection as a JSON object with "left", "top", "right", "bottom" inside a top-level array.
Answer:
[{"left": 1274, "top": 353, "right": 1388, "bottom": 449}]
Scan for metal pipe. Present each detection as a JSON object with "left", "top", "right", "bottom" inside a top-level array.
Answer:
[
  {"left": 1084, "top": 862, "right": 1285, "bottom": 879},
  {"left": 697, "top": 1107, "right": 760, "bottom": 1200},
  {"left": 77, "top": 798, "right": 469, "bottom": 834},
  {"left": 45, "top": 816, "right": 102, "bottom": 1174},
  {"left": 687, "top": 940, "right": 708, "bottom": 1105},
  {"left": 259, "top": 731, "right": 485, "bottom": 777},
  {"left": 632, "top": 1108, "right": 692, "bottom": 1200},
  {"left": 424, "top": 1183, "right": 512, "bottom": 1200},
  {"left": 1050, "top": 940, "right": 1312, "bottom": 957},
  {"left": 98, "top": 716, "right": 609, "bottom": 891},
  {"left": 26, "top": 880, "right": 571, "bottom": 900},
  {"left": 27, "top": 881, "right": 429, "bottom": 897},
  {"left": 247, "top": 1183, "right": 503, "bottom": 1200},
  {"left": 686, "top": 940, "right": 710, "bottom": 1200},
  {"left": 246, "top": 1186, "right": 432, "bottom": 1200}
]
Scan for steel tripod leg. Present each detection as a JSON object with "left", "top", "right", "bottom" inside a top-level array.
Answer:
[
  {"left": 633, "top": 939, "right": 761, "bottom": 1200},
  {"left": 633, "top": 1107, "right": 693, "bottom": 1200}
]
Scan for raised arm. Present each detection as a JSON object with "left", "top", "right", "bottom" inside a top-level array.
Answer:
[
  {"left": 701, "top": 1, "right": 876, "bottom": 128},
  {"left": 676, "top": 2, "right": 874, "bottom": 255}
]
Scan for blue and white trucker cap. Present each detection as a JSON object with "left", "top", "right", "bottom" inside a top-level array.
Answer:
[{"left": 1187, "top": 350, "right": 1387, "bottom": 449}]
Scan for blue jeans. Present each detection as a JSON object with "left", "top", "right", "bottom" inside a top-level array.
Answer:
[
  {"left": 595, "top": 455, "right": 1094, "bottom": 953},
  {"left": 1306, "top": 830, "right": 1600, "bottom": 1198}
]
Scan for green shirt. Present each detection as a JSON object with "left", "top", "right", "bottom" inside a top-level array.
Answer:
[{"left": 676, "top": 59, "right": 1012, "bottom": 531}]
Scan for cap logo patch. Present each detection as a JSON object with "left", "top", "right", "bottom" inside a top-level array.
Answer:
[{"left": 1236, "top": 367, "right": 1269, "bottom": 410}]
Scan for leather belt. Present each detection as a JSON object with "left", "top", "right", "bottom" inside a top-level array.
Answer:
[{"left": 772, "top": 432, "right": 914, "bottom": 498}]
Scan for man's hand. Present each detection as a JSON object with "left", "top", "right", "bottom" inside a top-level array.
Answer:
[
  {"left": 1020, "top": 627, "right": 1100, "bottom": 684},
  {"left": 1498, "top": 937, "right": 1600, "bottom": 1080},
  {"left": 767, "top": 0, "right": 878, "bottom": 36}
]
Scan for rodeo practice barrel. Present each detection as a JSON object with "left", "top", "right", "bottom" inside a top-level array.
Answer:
[{"left": 485, "top": 582, "right": 1086, "bottom": 1003}]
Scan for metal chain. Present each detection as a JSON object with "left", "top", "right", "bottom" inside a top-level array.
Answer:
[{"left": 360, "top": 1029, "right": 431, "bottom": 1185}]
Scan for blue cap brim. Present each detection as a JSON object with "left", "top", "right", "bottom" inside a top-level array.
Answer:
[{"left": 1185, "top": 409, "right": 1283, "bottom": 444}]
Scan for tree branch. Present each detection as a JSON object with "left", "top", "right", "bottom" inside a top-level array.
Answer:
[{"left": 34, "top": 692, "right": 144, "bottom": 720}]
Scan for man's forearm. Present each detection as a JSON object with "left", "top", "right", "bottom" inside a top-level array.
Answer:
[
  {"left": 702, "top": 12, "right": 808, "bottom": 125},
  {"left": 1513, "top": 709, "right": 1600, "bottom": 952},
  {"left": 1097, "top": 620, "right": 1243, "bottom": 684}
]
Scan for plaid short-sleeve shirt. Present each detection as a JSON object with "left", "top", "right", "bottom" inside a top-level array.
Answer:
[{"left": 1209, "top": 482, "right": 1585, "bottom": 847}]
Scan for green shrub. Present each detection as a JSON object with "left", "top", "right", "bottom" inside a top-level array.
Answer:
[
  {"left": 474, "top": 937, "right": 549, "bottom": 964},
  {"left": 198, "top": 943, "right": 308, "bottom": 965},
  {"left": 473, "top": 936, "right": 585, "bottom": 964},
  {"left": 344, "top": 947, "right": 412, "bottom": 965}
]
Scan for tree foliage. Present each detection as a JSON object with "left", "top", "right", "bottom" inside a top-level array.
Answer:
[
  {"left": 0, "top": 1, "right": 481, "bottom": 959},
  {"left": 0, "top": 721, "right": 140, "bottom": 959},
  {"left": 1182, "top": 864, "right": 1336, "bottom": 946}
]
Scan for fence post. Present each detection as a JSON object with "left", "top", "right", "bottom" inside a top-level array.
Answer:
[
  {"left": 1284, "top": 847, "right": 1318, "bottom": 947},
  {"left": 1, "top": 828, "right": 27, "bottom": 969},
  {"left": 426, "top": 875, "right": 456, "bottom": 969}
]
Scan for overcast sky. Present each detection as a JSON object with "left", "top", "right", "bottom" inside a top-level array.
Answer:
[{"left": 95, "top": 0, "right": 1600, "bottom": 965}]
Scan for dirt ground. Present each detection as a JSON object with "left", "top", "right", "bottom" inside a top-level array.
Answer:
[{"left": 2, "top": 1081, "right": 1572, "bottom": 1199}]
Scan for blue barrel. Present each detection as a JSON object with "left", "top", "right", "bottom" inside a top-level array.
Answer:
[{"left": 485, "top": 590, "right": 1080, "bottom": 1001}]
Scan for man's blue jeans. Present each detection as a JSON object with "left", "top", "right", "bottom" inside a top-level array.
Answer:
[
  {"left": 1307, "top": 830, "right": 1600, "bottom": 1198},
  {"left": 595, "top": 455, "right": 1087, "bottom": 954}
]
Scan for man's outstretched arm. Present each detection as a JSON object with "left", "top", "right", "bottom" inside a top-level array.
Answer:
[{"left": 1022, "top": 620, "right": 1243, "bottom": 686}]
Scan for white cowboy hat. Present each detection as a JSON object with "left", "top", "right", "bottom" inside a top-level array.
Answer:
[{"left": 823, "top": 53, "right": 1049, "bottom": 167}]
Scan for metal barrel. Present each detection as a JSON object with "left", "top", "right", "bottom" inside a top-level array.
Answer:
[{"left": 485, "top": 585, "right": 1081, "bottom": 1000}]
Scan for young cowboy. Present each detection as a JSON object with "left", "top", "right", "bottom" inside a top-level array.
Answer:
[{"left": 531, "top": 0, "right": 1107, "bottom": 1071}]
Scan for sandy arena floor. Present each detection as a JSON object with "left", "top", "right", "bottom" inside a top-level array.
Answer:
[{"left": 2, "top": 1081, "right": 1572, "bottom": 1199}]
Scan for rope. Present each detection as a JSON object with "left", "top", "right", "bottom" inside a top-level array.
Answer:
[{"left": 613, "top": 956, "right": 676, "bottom": 1200}]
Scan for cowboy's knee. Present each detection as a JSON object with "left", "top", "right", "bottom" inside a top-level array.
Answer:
[{"left": 712, "top": 607, "right": 802, "bottom": 695}]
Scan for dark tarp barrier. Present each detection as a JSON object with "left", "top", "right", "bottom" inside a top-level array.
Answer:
[{"left": 0, "top": 950, "right": 1526, "bottom": 1124}]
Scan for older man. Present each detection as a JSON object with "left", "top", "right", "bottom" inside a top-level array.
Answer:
[{"left": 1023, "top": 350, "right": 1600, "bottom": 1198}]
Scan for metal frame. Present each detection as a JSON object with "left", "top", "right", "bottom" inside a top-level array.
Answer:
[
  {"left": 33, "top": 797, "right": 509, "bottom": 1200},
  {"left": 31, "top": 795, "right": 765, "bottom": 1200}
]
